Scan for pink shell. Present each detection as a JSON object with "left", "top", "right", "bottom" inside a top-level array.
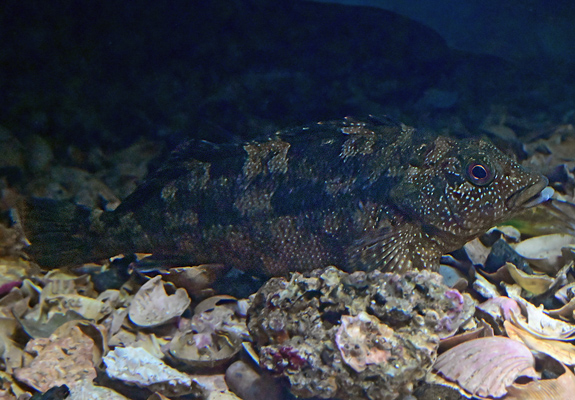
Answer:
[{"left": 433, "top": 336, "right": 537, "bottom": 398}]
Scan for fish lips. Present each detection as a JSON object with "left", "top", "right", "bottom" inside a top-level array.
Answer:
[{"left": 505, "top": 175, "right": 550, "bottom": 210}]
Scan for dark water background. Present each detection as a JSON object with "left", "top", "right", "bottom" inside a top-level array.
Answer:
[{"left": 1, "top": 0, "right": 574, "bottom": 156}]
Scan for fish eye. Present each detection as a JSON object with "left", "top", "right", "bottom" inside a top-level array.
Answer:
[{"left": 466, "top": 161, "right": 494, "bottom": 186}]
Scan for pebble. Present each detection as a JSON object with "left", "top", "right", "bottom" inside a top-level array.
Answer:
[{"left": 225, "top": 360, "right": 281, "bottom": 400}]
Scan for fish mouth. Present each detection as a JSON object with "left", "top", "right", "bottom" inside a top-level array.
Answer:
[{"left": 505, "top": 175, "right": 551, "bottom": 209}]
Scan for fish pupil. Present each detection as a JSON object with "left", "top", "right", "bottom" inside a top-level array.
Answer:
[
  {"left": 471, "top": 165, "right": 487, "bottom": 179},
  {"left": 466, "top": 162, "right": 493, "bottom": 186}
]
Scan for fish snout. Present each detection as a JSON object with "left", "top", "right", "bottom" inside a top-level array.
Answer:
[{"left": 505, "top": 175, "right": 551, "bottom": 209}]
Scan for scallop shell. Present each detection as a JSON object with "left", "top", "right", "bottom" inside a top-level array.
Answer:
[{"left": 433, "top": 336, "right": 538, "bottom": 398}]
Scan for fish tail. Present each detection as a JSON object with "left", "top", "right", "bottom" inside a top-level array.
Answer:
[{"left": 15, "top": 198, "right": 107, "bottom": 268}]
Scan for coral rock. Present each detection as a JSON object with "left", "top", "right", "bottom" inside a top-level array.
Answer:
[{"left": 248, "top": 266, "right": 475, "bottom": 400}]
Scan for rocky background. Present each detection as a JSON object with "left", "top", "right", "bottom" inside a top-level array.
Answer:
[{"left": 2, "top": 0, "right": 575, "bottom": 161}]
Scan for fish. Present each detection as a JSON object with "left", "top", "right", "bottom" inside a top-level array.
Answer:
[{"left": 18, "top": 116, "right": 548, "bottom": 276}]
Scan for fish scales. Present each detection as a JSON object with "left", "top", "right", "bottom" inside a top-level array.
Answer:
[{"left": 20, "top": 117, "right": 547, "bottom": 275}]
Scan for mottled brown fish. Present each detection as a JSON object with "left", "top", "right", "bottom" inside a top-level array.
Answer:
[{"left": 20, "top": 117, "right": 548, "bottom": 275}]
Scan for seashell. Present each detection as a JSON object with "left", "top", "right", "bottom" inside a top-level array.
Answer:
[
  {"left": 190, "top": 296, "right": 250, "bottom": 342},
  {"left": 504, "top": 282, "right": 524, "bottom": 299},
  {"left": 194, "top": 295, "right": 238, "bottom": 315},
  {"left": 42, "top": 271, "right": 97, "bottom": 303},
  {"left": 168, "top": 328, "right": 242, "bottom": 368},
  {"left": 505, "top": 262, "right": 554, "bottom": 295},
  {"left": 433, "top": 336, "right": 538, "bottom": 398},
  {"left": 108, "top": 307, "right": 129, "bottom": 337},
  {"left": 463, "top": 238, "right": 490, "bottom": 267},
  {"left": 555, "top": 282, "right": 575, "bottom": 304},
  {"left": 103, "top": 346, "right": 192, "bottom": 396},
  {"left": 241, "top": 342, "right": 260, "bottom": 366},
  {"left": 505, "top": 321, "right": 575, "bottom": 366},
  {"left": 0, "top": 317, "right": 23, "bottom": 373},
  {"left": 527, "top": 199, "right": 575, "bottom": 237},
  {"left": 514, "top": 233, "right": 575, "bottom": 273},
  {"left": 235, "top": 299, "right": 250, "bottom": 318},
  {"left": 506, "top": 363, "right": 575, "bottom": 400},
  {"left": 69, "top": 380, "right": 129, "bottom": 400},
  {"left": 509, "top": 294, "right": 575, "bottom": 340},
  {"left": 488, "top": 225, "right": 522, "bottom": 242},
  {"left": 161, "top": 264, "right": 227, "bottom": 299},
  {"left": 18, "top": 279, "right": 42, "bottom": 301},
  {"left": 0, "top": 258, "right": 33, "bottom": 292},
  {"left": 187, "top": 374, "right": 228, "bottom": 394},
  {"left": 46, "top": 294, "right": 105, "bottom": 321},
  {"left": 128, "top": 275, "right": 191, "bottom": 327},
  {"left": 478, "top": 296, "right": 521, "bottom": 320},
  {"left": 438, "top": 320, "right": 493, "bottom": 353},
  {"left": 112, "top": 331, "right": 165, "bottom": 360},
  {"left": 17, "top": 310, "right": 85, "bottom": 339},
  {"left": 547, "top": 297, "right": 575, "bottom": 321}
]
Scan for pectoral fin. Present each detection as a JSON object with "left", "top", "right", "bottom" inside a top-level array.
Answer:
[{"left": 347, "top": 222, "right": 440, "bottom": 273}]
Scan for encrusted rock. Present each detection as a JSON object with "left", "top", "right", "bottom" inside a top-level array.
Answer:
[
  {"left": 248, "top": 266, "right": 475, "bottom": 400},
  {"left": 14, "top": 325, "right": 97, "bottom": 392}
]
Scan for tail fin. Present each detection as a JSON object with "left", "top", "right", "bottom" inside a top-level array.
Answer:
[{"left": 15, "top": 198, "right": 103, "bottom": 268}]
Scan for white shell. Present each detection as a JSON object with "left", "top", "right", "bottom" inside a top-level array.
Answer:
[
  {"left": 129, "top": 276, "right": 191, "bottom": 327},
  {"left": 514, "top": 234, "right": 575, "bottom": 273},
  {"left": 69, "top": 380, "right": 129, "bottom": 400},
  {"left": 103, "top": 346, "right": 191, "bottom": 389}
]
